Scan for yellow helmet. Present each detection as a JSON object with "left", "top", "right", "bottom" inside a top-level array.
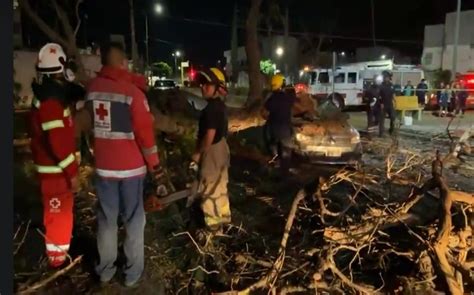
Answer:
[
  {"left": 270, "top": 73, "right": 285, "bottom": 91},
  {"left": 197, "top": 67, "right": 226, "bottom": 87}
]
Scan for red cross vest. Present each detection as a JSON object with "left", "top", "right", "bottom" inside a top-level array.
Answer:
[
  {"left": 29, "top": 94, "right": 78, "bottom": 181},
  {"left": 85, "top": 66, "right": 159, "bottom": 179}
]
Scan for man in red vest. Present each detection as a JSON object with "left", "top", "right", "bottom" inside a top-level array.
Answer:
[
  {"left": 85, "top": 42, "right": 160, "bottom": 287},
  {"left": 29, "top": 43, "right": 79, "bottom": 268}
]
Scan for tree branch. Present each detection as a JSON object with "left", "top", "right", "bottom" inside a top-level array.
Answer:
[
  {"left": 51, "top": 0, "right": 76, "bottom": 45},
  {"left": 19, "top": 0, "right": 67, "bottom": 46},
  {"left": 73, "top": 0, "right": 83, "bottom": 36}
]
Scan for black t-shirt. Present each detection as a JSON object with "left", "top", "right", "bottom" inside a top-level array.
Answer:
[
  {"left": 198, "top": 98, "right": 228, "bottom": 144},
  {"left": 264, "top": 90, "right": 296, "bottom": 127},
  {"left": 379, "top": 82, "right": 394, "bottom": 107}
]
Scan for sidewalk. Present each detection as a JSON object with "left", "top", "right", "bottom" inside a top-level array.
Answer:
[{"left": 348, "top": 111, "right": 473, "bottom": 138}]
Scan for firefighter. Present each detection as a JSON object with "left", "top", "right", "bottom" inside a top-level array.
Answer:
[
  {"left": 364, "top": 75, "right": 382, "bottom": 137},
  {"left": 377, "top": 71, "right": 396, "bottom": 137},
  {"left": 190, "top": 67, "right": 231, "bottom": 235},
  {"left": 84, "top": 42, "right": 161, "bottom": 286},
  {"left": 262, "top": 73, "right": 296, "bottom": 173},
  {"left": 29, "top": 43, "right": 79, "bottom": 268}
]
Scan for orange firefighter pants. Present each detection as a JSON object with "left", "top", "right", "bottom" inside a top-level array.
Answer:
[{"left": 40, "top": 176, "right": 74, "bottom": 267}]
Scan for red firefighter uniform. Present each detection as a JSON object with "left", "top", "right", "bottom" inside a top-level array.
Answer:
[
  {"left": 85, "top": 66, "right": 159, "bottom": 178},
  {"left": 29, "top": 79, "right": 78, "bottom": 268}
]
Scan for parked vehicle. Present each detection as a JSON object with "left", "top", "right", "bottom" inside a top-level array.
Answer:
[
  {"left": 306, "top": 60, "right": 424, "bottom": 110},
  {"left": 153, "top": 79, "right": 179, "bottom": 91}
]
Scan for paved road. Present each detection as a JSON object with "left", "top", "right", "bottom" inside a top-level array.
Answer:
[{"left": 347, "top": 110, "right": 473, "bottom": 137}]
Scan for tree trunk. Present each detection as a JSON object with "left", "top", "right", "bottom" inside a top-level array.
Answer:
[
  {"left": 19, "top": 0, "right": 87, "bottom": 82},
  {"left": 230, "top": 1, "right": 239, "bottom": 85},
  {"left": 129, "top": 0, "right": 139, "bottom": 72},
  {"left": 245, "top": 0, "right": 263, "bottom": 107},
  {"left": 283, "top": 5, "right": 289, "bottom": 79}
]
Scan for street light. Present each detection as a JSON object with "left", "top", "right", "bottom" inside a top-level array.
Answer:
[
  {"left": 381, "top": 54, "right": 386, "bottom": 60},
  {"left": 144, "top": 3, "right": 165, "bottom": 67},
  {"left": 276, "top": 46, "right": 284, "bottom": 57},
  {"left": 340, "top": 51, "right": 345, "bottom": 57},
  {"left": 172, "top": 50, "right": 182, "bottom": 75},
  {"left": 154, "top": 3, "right": 163, "bottom": 14}
]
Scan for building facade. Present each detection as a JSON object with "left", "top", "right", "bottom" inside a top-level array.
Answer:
[{"left": 422, "top": 10, "right": 474, "bottom": 75}]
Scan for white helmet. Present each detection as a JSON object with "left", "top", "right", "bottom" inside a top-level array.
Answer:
[
  {"left": 36, "top": 43, "right": 67, "bottom": 74},
  {"left": 374, "top": 74, "right": 383, "bottom": 85}
]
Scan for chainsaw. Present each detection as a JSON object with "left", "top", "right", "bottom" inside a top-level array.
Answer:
[{"left": 144, "top": 168, "right": 199, "bottom": 213}]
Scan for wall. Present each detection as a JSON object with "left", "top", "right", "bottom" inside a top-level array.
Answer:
[
  {"left": 444, "top": 10, "right": 474, "bottom": 46},
  {"left": 441, "top": 45, "right": 474, "bottom": 73},
  {"left": 422, "top": 10, "right": 474, "bottom": 74}
]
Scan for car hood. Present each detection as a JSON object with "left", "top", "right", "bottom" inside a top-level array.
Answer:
[{"left": 292, "top": 118, "right": 361, "bottom": 154}]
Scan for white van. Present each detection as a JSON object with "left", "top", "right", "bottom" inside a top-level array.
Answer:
[{"left": 307, "top": 60, "right": 424, "bottom": 109}]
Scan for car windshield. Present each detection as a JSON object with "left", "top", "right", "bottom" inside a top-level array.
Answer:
[{"left": 155, "top": 80, "right": 175, "bottom": 87}]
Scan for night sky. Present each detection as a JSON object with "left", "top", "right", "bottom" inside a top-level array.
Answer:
[{"left": 23, "top": 0, "right": 474, "bottom": 66}]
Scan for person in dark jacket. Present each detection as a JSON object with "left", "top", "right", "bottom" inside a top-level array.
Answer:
[
  {"left": 262, "top": 73, "right": 296, "bottom": 173},
  {"left": 436, "top": 81, "right": 445, "bottom": 109},
  {"left": 455, "top": 81, "right": 469, "bottom": 117},
  {"left": 376, "top": 71, "right": 396, "bottom": 137},
  {"left": 416, "top": 79, "right": 428, "bottom": 106},
  {"left": 363, "top": 75, "right": 382, "bottom": 137},
  {"left": 190, "top": 67, "right": 231, "bottom": 235}
]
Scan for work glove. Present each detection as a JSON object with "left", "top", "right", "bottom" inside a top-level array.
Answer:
[
  {"left": 150, "top": 165, "right": 168, "bottom": 197},
  {"left": 188, "top": 161, "right": 199, "bottom": 178}
]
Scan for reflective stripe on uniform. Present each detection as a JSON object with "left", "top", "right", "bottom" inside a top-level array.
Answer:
[
  {"left": 96, "top": 166, "right": 147, "bottom": 178},
  {"left": 142, "top": 145, "right": 158, "bottom": 156},
  {"left": 48, "top": 255, "right": 66, "bottom": 264},
  {"left": 46, "top": 243, "right": 70, "bottom": 252},
  {"left": 94, "top": 130, "right": 135, "bottom": 140},
  {"left": 63, "top": 108, "right": 71, "bottom": 117},
  {"left": 204, "top": 214, "right": 231, "bottom": 227},
  {"left": 36, "top": 165, "right": 63, "bottom": 174},
  {"left": 41, "top": 120, "right": 65, "bottom": 131},
  {"left": 87, "top": 92, "right": 133, "bottom": 105},
  {"left": 58, "top": 153, "right": 75, "bottom": 169}
]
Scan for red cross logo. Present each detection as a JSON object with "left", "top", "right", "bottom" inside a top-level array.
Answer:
[
  {"left": 49, "top": 47, "right": 57, "bottom": 54},
  {"left": 95, "top": 103, "right": 109, "bottom": 120},
  {"left": 49, "top": 198, "right": 61, "bottom": 209}
]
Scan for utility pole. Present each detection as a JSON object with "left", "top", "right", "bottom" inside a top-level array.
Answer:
[
  {"left": 452, "top": 0, "right": 462, "bottom": 79},
  {"left": 284, "top": 5, "right": 289, "bottom": 80},
  {"left": 332, "top": 52, "right": 336, "bottom": 97},
  {"left": 145, "top": 13, "right": 149, "bottom": 67},
  {"left": 230, "top": 1, "right": 238, "bottom": 85},
  {"left": 370, "top": 0, "right": 376, "bottom": 47},
  {"left": 129, "top": 0, "right": 139, "bottom": 71}
]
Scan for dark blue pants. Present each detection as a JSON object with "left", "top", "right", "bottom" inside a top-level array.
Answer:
[
  {"left": 263, "top": 123, "right": 293, "bottom": 172},
  {"left": 95, "top": 176, "right": 146, "bottom": 282}
]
